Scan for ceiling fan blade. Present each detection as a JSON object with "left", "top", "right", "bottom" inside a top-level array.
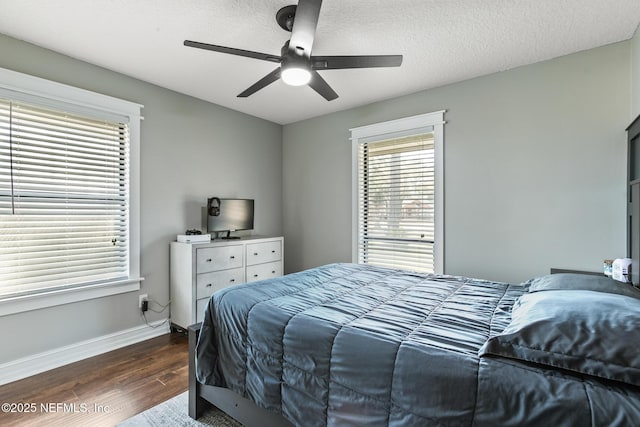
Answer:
[
  {"left": 184, "top": 40, "right": 281, "bottom": 63},
  {"left": 237, "top": 68, "right": 282, "bottom": 98},
  {"left": 312, "top": 55, "right": 403, "bottom": 70},
  {"left": 308, "top": 70, "right": 338, "bottom": 101},
  {"left": 288, "top": 0, "right": 322, "bottom": 58}
]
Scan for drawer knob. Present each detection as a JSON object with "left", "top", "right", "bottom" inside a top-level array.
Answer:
[
  {"left": 230, "top": 279, "right": 235, "bottom": 283},
  {"left": 271, "top": 270, "right": 276, "bottom": 274},
  {"left": 206, "top": 258, "right": 212, "bottom": 262},
  {"left": 272, "top": 250, "right": 276, "bottom": 253},
  {"left": 206, "top": 283, "right": 212, "bottom": 287},
  {"left": 230, "top": 255, "right": 235, "bottom": 259},
  {"left": 253, "top": 252, "right": 258, "bottom": 256},
  {"left": 254, "top": 274, "right": 258, "bottom": 278}
]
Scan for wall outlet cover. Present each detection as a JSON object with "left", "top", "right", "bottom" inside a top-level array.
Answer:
[{"left": 138, "top": 294, "right": 148, "bottom": 309}]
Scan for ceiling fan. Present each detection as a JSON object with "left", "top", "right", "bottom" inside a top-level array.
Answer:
[{"left": 184, "top": 0, "right": 402, "bottom": 101}]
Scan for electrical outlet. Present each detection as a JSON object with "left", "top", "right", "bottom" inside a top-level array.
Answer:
[{"left": 139, "top": 294, "right": 148, "bottom": 309}]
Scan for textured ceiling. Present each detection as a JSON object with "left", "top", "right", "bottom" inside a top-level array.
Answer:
[{"left": 0, "top": 0, "right": 639, "bottom": 124}]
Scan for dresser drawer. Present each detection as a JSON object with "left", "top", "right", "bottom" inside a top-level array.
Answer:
[
  {"left": 196, "top": 267, "right": 244, "bottom": 299},
  {"left": 246, "top": 240, "right": 282, "bottom": 266},
  {"left": 246, "top": 260, "right": 282, "bottom": 283},
  {"left": 196, "top": 245, "right": 243, "bottom": 273}
]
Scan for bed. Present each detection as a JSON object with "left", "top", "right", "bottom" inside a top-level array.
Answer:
[{"left": 188, "top": 263, "right": 640, "bottom": 426}]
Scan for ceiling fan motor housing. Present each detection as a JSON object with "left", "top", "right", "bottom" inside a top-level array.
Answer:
[{"left": 281, "top": 55, "right": 312, "bottom": 86}]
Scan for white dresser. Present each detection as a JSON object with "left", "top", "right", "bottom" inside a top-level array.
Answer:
[{"left": 169, "top": 236, "right": 284, "bottom": 329}]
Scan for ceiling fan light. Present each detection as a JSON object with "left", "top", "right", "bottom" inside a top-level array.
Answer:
[{"left": 281, "top": 66, "right": 311, "bottom": 86}]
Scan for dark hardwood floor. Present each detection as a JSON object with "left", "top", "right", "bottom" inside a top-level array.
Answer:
[{"left": 0, "top": 332, "right": 188, "bottom": 427}]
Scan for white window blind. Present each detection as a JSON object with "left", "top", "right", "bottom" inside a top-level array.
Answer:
[
  {"left": 0, "top": 98, "right": 130, "bottom": 297},
  {"left": 357, "top": 133, "right": 435, "bottom": 272},
  {"left": 351, "top": 111, "right": 444, "bottom": 274}
]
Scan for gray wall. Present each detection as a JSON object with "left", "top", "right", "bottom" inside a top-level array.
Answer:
[
  {"left": 283, "top": 42, "right": 630, "bottom": 284},
  {"left": 0, "top": 34, "right": 282, "bottom": 363},
  {"left": 633, "top": 26, "right": 640, "bottom": 119}
]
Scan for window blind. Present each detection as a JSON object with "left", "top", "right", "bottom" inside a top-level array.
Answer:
[
  {"left": 0, "top": 98, "right": 130, "bottom": 297},
  {"left": 357, "top": 133, "right": 435, "bottom": 273}
]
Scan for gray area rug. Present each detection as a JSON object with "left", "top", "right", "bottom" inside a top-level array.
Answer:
[{"left": 117, "top": 391, "right": 243, "bottom": 427}]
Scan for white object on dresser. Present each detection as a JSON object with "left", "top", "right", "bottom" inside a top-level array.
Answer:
[
  {"left": 169, "top": 236, "right": 284, "bottom": 329},
  {"left": 176, "top": 234, "right": 211, "bottom": 243}
]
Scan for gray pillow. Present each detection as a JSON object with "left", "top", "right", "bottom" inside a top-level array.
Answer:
[
  {"left": 479, "top": 290, "right": 640, "bottom": 386},
  {"left": 526, "top": 273, "right": 640, "bottom": 299}
]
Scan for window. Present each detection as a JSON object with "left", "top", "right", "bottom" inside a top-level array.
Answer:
[
  {"left": 0, "top": 67, "right": 142, "bottom": 315},
  {"left": 350, "top": 111, "right": 444, "bottom": 273}
]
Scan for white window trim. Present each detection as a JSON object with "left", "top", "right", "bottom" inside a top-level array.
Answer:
[
  {"left": 350, "top": 110, "right": 445, "bottom": 274},
  {"left": 0, "top": 67, "right": 143, "bottom": 316}
]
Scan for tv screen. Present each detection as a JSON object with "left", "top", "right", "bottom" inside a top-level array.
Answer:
[{"left": 207, "top": 198, "right": 254, "bottom": 237}]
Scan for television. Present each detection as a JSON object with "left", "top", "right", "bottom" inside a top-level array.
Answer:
[{"left": 207, "top": 198, "right": 254, "bottom": 239}]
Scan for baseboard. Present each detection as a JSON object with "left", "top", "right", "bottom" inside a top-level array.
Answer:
[{"left": 0, "top": 319, "right": 170, "bottom": 386}]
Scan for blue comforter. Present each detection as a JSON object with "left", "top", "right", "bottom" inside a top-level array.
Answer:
[{"left": 195, "top": 263, "right": 640, "bottom": 426}]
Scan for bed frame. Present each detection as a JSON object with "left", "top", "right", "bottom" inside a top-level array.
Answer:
[{"left": 187, "top": 323, "right": 293, "bottom": 427}]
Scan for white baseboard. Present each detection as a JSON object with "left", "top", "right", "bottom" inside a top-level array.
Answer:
[{"left": 0, "top": 319, "right": 171, "bottom": 386}]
